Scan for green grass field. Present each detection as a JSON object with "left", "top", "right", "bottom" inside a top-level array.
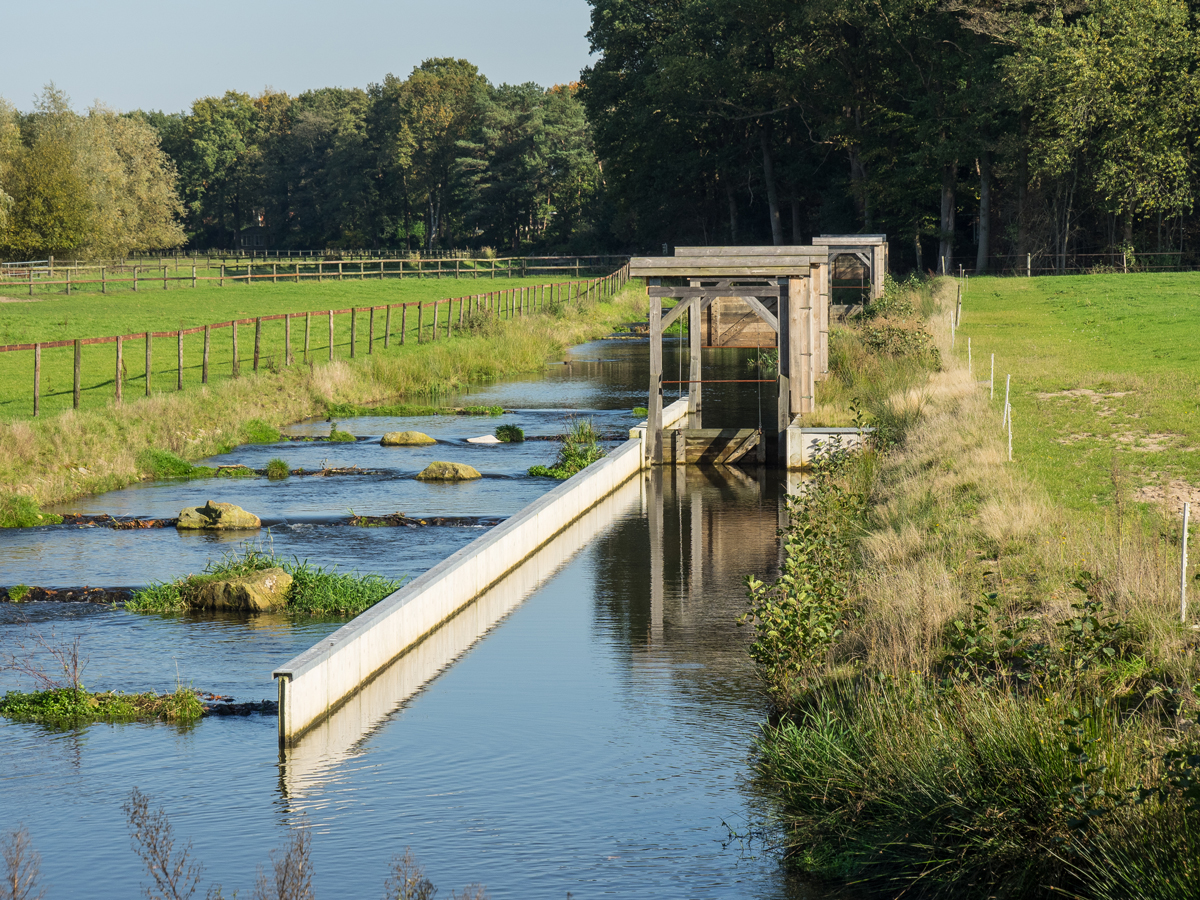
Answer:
[
  {"left": 0, "top": 276, "right": 589, "bottom": 421},
  {"left": 953, "top": 272, "right": 1200, "bottom": 510}
]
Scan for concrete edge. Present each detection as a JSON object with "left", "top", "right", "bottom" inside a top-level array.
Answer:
[{"left": 272, "top": 438, "right": 643, "bottom": 683}]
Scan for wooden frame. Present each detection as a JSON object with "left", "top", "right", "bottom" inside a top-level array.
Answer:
[{"left": 811, "top": 234, "right": 888, "bottom": 300}]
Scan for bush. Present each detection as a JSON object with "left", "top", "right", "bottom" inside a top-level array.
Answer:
[
  {"left": 265, "top": 458, "right": 290, "bottom": 480},
  {"left": 632, "top": 407, "right": 649, "bottom": 417},
  {"left": 528, "top": 417, "right": 605, "bottom": 479},
  {"left": 495, "top": 424, "right": 524, "bottom": 443},
  {"left": 0, "top": 685, "right": 203, "bottom": 726},
  {"left": 328, "top": 423, "right": 356, "bottom": 442}
]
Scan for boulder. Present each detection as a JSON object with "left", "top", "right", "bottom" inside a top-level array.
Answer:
[
  {"left": 190, "top": 567, "right": 292, "bottom": 612},
  {"left": 381, "top": 431, "right": 436, "bottom": 446},
  {"left": 415, "top": 461, "right": 482, "bottom": 481},
  {"left": 176, "top": 500, "right": 261, "bottom": 530},
  {"left": 466, "top": 435, "right": 502, "bottom": 444}
]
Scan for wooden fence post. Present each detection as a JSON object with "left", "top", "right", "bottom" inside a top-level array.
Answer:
[
  {"left": 33, "top": 344, "right": 41, "bottom": 417},
  {"left": 1183, "top": 502, "right": 1192, "bottom": 623},
  {"left": 304, "top": 313, "right": 310, "bottom": 363},
  {"left": 285, "top": 314, "right": 291, "bottom": 365},
  {"left": 116, "top": 337, "right": 123, "bottom": 403},
  {"left": 192, "top": 265, "right": 196, "bottom": 288},
  {"left": 177, "top": 331, "right": 183, "bottom": 390},
  {"left": 202, "top": 326, "right": 209, "bottom": 384},
  {"left": 254, "top": 318, "right": 262, "bottom": 371},
  {"left": 232, "top": 322, "right": 239, "bottom": 377},
  {"left": 66, "top": 270, "right": 71, "bottom": 296},
  {"left": 163, "top": 266, "right": 168, "bottom": 290},
  {"left": 401, "top": 304, "right": 407, "bottom": 345},
  {"left": 350, "top": 308, "right": 357, "bottom": 358},
  {"left": 384, "top": 305, "right": 391, "bottom": 348},
  {"left": 369, "top": 308, "right": 375, "bottom": 354},
  {"left": 273, "top": 263, "right": 278, "bottom": 284},
  {"left": 328, "top": 310, "right": 334, "bottom": 360},
  {"left": 73, "top": 339, "right": 81, "bottom": 408},
  {"left": 221, "top": 264, "right": 225, "bottom": 287},
  {"left": 417, "top": 303, "right": 424, "bottom": 342},
  {"left": 432, "top": 301, "right": 439, "bottom": 340},
  {"left": 145, "top": 332, "right": 152, "bottom": 396}
]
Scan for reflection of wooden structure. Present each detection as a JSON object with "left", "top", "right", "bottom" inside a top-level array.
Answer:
[
  {"left": 812, "top": 234, "right": 888, "bottom": 301},
  {"left": 629, "top": 249, "right": 830, "bottom": 466}
]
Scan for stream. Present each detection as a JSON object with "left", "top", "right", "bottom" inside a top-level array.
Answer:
[{"left": 0, "top": 338, "right": 817, "bottom": 899}]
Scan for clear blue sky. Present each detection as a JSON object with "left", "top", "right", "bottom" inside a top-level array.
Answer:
[{"left": 1, "top": 0, "right": 596, "bottom": 113}]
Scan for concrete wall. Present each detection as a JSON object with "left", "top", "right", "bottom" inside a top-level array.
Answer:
[
  {"left": 629, "top": 395, "right": 691, "bottom": 457},
  {"left": 784, "top": 424, "right": 872, "bottom": 469},
  {"left": 274, "top": 433, "right": 649, "bottom": 745}
]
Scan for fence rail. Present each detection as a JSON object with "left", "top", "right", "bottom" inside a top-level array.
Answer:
[{"left": 4, "top": 264, "right": 633, "bottom": 419}]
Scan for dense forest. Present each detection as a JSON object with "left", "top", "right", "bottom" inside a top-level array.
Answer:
[
  {"left": 582, "top": 0, "right": 1200, "bottom": 271},
  {"left": 2, "top": 0, "right": 1199, "bottom": 269}
]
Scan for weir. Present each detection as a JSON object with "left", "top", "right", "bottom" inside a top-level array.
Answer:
[{"left": 273, "top": 396, "right": 692, "bottom": 745}]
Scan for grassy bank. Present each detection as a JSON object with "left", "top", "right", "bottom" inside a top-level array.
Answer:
[
  {"left": 952, "top": 272, "right": 1200, "bottom": 510},
  {"left": 128, "top": 546, "right": 403, "bottom": 618},
  {"left": 746, "top": 278, "right": 1200, "bottom": 899},
  {"left": 0, "top": 279, "right": 646, "bottom": 517}
]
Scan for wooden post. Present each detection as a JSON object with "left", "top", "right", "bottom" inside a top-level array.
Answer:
[
  {"left": 232, "top": 322, "right": 239, "bottom": 376},
  {"left": 401, "top": 304, "right": 407, "bottom": 345},
  {"left": 285, "top": 314, "right": 291, "bottom": 365},
  {"left": 220, "top": 264, "right": 225, "bottom": 287},
  {"left": 459, "top": 296, "right": 465, "bottom": 328},
  {"left": 303, "top": 313, "right": 311, "bottom": 363},
  {"left": 418, "top": 303, "right": 424, "bottom": 342},
  {"left": 66, "top": 269, "right": 71, "bottom": 296},
  {"left": 253, "top": 318, "right": 262, "bottom": 371},
  {"left": 115, "top": 336, "right": 123, "bottom": 402},
  {"left": 328, "top": 310, "right": 334, "bottom": 360},
  {"left": 163, "top": 266, "right": 168, "bottom": 290},
  {"left": 649, "top": 295, "right": 663, "bottom": 465},
  {"left": 33, "top": 343, "right": 41, "bottom": 417},
  {"left": 384, "top": 306, "right": 392, "bottom": 348},
  {"left": 134, "top": 267, "right": 139, "bottom": 292},
  {"left": 1183, "top": 502, "right": 1191, "bottom": 623},
  {"left": 432, "top": 301, "right": 440, "bottom": 340},
  {"left": 687, "top": 297, "right": 702, "bottom": 428},
  {"left": 28, "top": 266, "right": 34, "bottom": 297},
  {"left": 192, "top": 265, "right": 196, "bottom": 288},
  {"left": 176, "top": 331, "right": 183, "bottom": 390},
  {"left": 145, "top": 332, "right": 152, "bottom": 396},
  {"left": 202, "top": 326, "right": 209, "bottom": 384},
  {"left": 73, "top": 339, "right": 81, "bottom": 408},
  {"left": 350, "top": 308, "right": 357, "bottom": 358},
  {"left": 789, "top": 277, "right": 813, "bottom": 417},
  {"left": 338, "top": 261, "right": 343, "bottom": 282},
  {"left": 447, "top": 300, "right": 453, "bottom": 338},
  {"left": 817, "top": 262, "right": 830, "bottom": 376},
  {"left": 369, "top": 308, "right": 374, "bottom": 354}
]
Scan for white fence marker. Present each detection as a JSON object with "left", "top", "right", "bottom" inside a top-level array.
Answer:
[{"left": 1183, "top": 502, "right": 1191, "bottom": 624}]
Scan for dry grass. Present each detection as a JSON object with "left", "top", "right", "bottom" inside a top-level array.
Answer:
[
  {"left": 0, "top": 286, "right": 646, "bottom": 510},
  {"left": 831, "top": 278, "right": 1200, "bottom": 689}
]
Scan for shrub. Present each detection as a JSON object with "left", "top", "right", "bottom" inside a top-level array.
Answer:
[
  {"left": 328, "top": 423, "right": 356, "bottom": 442},
  {"left": 265, "top": 458, "right": 291, "bottom": 480},
  {"left": 632, "top": 407, "right": 649, "bottom": 417},
  {"left": 494, "top": 424, "right": 524, "bottom": 443}
]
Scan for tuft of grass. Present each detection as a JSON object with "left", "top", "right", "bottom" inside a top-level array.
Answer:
[
  {"left": 137, "top": 448, "right": 198, "bottom": 479},
  {"left": 632, "top": 406, "right": 649, "bottom": 417},
  {"left": 0, "top": 685, "right": 204, "bottom": 727},
  {"left": 460, "top": 405, "right": 504, "bottom": 416},
  {"left": 241, "top": 418, "right": 282, "bottom": 444},
  {"left": 128, "top": 546, "right": 404, "bottom": 618},
  {"left": 528, "top": 417, "right": 605, "bottom": 479},
  {"left": 0, "top": 494, "right": 62, "bottom": 527},
  {"left": 326, "top": 401, "right": 443, "bottom": 418},
  {"left": 7, "top": 584, "right": 30, "bottom": 602},
  {"left": 327, "top": 422, "right": 356, "bottom": 442},
  {"left": 494, "top": 424, "right": 524, "bottom": 443},
  {"left": 265, "top": 458, "right": 290, "bottom": 480}
]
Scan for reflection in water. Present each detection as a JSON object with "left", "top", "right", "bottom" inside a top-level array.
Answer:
[{"left": 279, "top": 477, "right": 642, "bottom": 804}]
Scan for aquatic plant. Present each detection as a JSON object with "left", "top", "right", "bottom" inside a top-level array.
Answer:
[
  {"left": 327, "top": 423, "right": 356, "bottom": 442},
  {"left": 528, "top": 417, "right": 605, "bottom": 479},
  {"left": 631, "top": 407, "right": 648, "bottom": 417},
  {"left": 494, "top": 424, "right": 524, "bottom": 443},
  {"left": 6, "top": 584, "right": 30, "bottom": 602},
  {"left": 0, "top": 685, "right": 203, "bottom": 727},
  {"left": 128, "top": 546, "right": 404, "bottom": 618},
  {"left": 265, "top": 458, "right": 291, "bottom": 480}
]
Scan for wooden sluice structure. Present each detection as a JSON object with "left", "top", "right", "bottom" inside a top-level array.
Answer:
[{"left": 630, "top": 239, "right": 885, "bottom": 469}]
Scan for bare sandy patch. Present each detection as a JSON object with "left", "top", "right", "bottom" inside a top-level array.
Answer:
[
  {"left": 1136, "top": 479, "right": 1200, "bottom": 515},
  {"left": 0, "top": 295, "right": 47, "bottom": 303},
  {"left": 1034, "top": 388, "right": 1134, "bottom": 402}
]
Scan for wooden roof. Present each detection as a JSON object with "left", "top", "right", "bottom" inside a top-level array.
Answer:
[{"left": 629, "top": 251, "right": 824, "bottom": 278}]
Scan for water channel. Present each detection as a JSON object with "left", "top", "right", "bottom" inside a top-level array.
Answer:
[{"left": 0, "top": 338, "right": 815, "bottom": 899}]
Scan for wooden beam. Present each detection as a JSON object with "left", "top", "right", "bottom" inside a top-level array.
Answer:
[
  {"left": 815, "top": 262, "right": 830, "bottom": 376},
  {"left": 648, "top": 285, "right": 781, "bottom": 297},
  {"left": 688, "top": 296, "right": 701, "bottom": 428},
  {"left": 811, "top": 234, "right": 887, "bottom": 246},
  {"left": 649, "top": 289, "right": 664, "bottom": 465},
  {"left": 741, "top": 296, "right": 779, "bottom": 333},
  {"left": 673, "top": 246, "right": 823, "bottom": 256},
  {"left": 630, "top": 256, "right": 824, "bottom": 277},
  {"left": 661, "top": 300, "right": 689, "bottom": 331}
]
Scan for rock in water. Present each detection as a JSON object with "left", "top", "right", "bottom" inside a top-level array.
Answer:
[
  {"left": 191, "top": 567, "right": 292, "bottom": 611},
  {"left": 466, "top": 435, "right": 502, "bottom": 444},
  {"left": 381, "top": 431, "right": 437, "bottom": 446},
  {"left": 415, "top": 461, "right": 482, "bottom": 481},
  {"left": 176, "top": 500, "right": 261, "bottom": 530}
]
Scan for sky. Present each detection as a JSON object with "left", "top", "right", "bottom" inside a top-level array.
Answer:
[{"left": 0, "top": 0, "right": 597, "bottom": 114}]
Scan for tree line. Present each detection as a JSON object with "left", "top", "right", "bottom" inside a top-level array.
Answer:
[{"left": 581, "top": 0, "right": 1200, "bottom": 272}]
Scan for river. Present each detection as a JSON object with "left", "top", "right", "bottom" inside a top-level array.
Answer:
[{"left": 0, "top": 337, "right": 815, "bottom": 899}]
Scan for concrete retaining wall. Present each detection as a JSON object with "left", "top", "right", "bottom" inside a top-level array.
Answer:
[
  {"left": 784, "top": 424, "right": 872, "bottom": 468},
  {"left": 273, "top": 423, "right": 657, "bottom": 744}
]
